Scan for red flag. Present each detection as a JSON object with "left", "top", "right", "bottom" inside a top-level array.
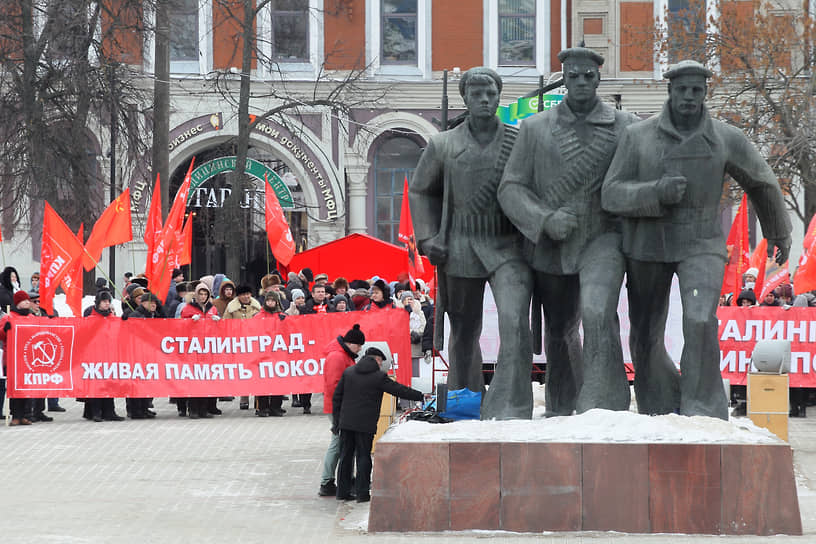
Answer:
[
  {"left": 795, "top": 234, "right": 816, "bottom": 293},
  {"left": 40, "top": 203, "right": 85, "bottom": 315},
  {"left": 397, "top": 176, "right": 425, "bottom": 278},
  {"left": 264, "top": 173, "right": 296, "bottom": 266},
  {"left": 60, "top": 224, "right": 84, "bottom": 316},
  {"left": 760, "top": 260, "right": 790, "bottom": 300},
  {"left": 146, "top": 159, "right": 194, "bottom": 291},
  {"left": 803, "top": 214, "right": 816, "bottom": 251},
  {"left": 178, "top": 215, "right": 192, "bottom": 267},
  {"left": 721, "top": 195, "right": 749, "bottom": 303},
  {"left": 749, "top": 238, "right": 768, "bottom": 293},
  {"left": 144, "top": 174, "right": 162, "bottom": 252},
  {"left": 82, "top": 189, "right": 133, "bottom": 271}
]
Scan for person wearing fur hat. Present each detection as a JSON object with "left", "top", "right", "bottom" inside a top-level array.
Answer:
[
  {"left": 317, "top": 324, "right": 365, "bottom": 497},
  {"left": 332, "top": 277, "right": 349, "bottom": 298},
  {"left": 0, "top": 291, "right": 36, "bottom": 425},
  {"left": 252, "top": 291, "right": 287, "bottom": 417},
  {"left": 83, "top": 291, "right": 125, "bottom": 422},
  {"left": 180, "top": 283, "right": 221, "bottom": 417},
  {"left": 364, "top": 279, "right": 395, "bottom": 311},
  {"left": 225, "top": 285, "right": 262, "bottom": 412}
]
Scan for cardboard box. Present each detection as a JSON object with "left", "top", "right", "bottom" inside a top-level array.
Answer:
[
  {"left": 748, "top": 373, "right": 789, "bottom": 441},
  {"left": 749, "top": 413, "right": 788, "bottom": 442},
  {"left": 748, "top": 373, "right": 789, "bottom": 414}
]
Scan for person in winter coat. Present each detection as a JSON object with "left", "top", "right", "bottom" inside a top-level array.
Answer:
[
  {"left": 363, "top": 279, "right": 395, "bottom": 311},
  {"left": 0, "top": 291, "right": 36, "bottom": 425},
  {"left": 302, "top": 284, "right": 329, "bottom": 314},
  {"left": 317, "top": 324, "right": 365, "bottom": 497},
  {"left": 253, "top": 291, "right": 287, "bottom": 417},
  {"left": 212, "top": 279, "right": 235, "bottom": 316},
  {"left": 226, "top": 285, "right": 261, "bottom": 412},
  {"left": 284, "top": 289, "right": 307, "bottom": 316},
  {"left": 84, "top": 291, "right": 125, "bottom": 422},
  {"left": 0, "top": 266, "right": 21, "bottom": 312},
  {"left": 328, "top": 294, "right": 350, "bottom": 312},
  {"left": 125, "top": 293, "right": 162, "bottom": 419},
  {"left": 180, "top": 283, "right": 221, "bottom": 418},
  {"left": 333, "top": 347, "right": 424, "bottom": 502}
]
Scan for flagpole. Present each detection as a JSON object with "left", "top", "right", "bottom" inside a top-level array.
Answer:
[{"left": 82, "top": 246, "right": 126, "bottom": 302}]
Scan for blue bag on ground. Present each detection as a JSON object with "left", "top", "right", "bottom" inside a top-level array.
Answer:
[{"left": 439, "top": 388, "right": 481, "bottom": 420}]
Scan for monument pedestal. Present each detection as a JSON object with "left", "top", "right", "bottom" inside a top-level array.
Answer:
[{"left": 368, "top": 416, "right": 802, "bottom": 535}]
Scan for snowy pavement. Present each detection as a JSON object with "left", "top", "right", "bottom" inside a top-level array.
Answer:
[{"left": 0, "top": 394, "right": 814, "bottom": 543}]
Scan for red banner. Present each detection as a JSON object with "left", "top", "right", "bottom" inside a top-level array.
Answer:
[
  {"left": 6, "top": 310, "right": 410, "bottom": 398},
  {"left": 718, "top": 307, "right": 816, "bottom": 387}
]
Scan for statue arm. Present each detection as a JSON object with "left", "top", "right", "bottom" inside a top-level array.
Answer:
[
  {"left": 602, "top": 129, "right": 667, "bottom": 218},
  {"left": 726, "top": 129, "right": 792, "bottom": 259},
  {"left": 497, "top": 122, "right": 561, "bottom": 242},
  {"left": 409, "top": 137, "right": 445, "bottom": 244}
]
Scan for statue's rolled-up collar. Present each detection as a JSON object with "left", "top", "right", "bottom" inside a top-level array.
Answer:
[
  {"left": 555, "top": 97, "right": 615, "bottom": 127},
  {"left": 657, "top": 102, "right": 718, "bottom": 145}
]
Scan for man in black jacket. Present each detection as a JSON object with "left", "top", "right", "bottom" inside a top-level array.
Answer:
[{"left": 332, "top": 347, "right": 424, "bottom": 502}]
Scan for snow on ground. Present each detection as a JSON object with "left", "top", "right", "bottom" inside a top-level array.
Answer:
[{"left": 383, "top": 408, "right": 783, "bottom": 444}]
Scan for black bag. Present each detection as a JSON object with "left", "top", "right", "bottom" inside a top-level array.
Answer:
[{"left": 405, "top": 410, "right": 453, "bottom": 424}]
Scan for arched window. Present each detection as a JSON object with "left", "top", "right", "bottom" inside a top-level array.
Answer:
[{"left": 372, "top": 135, "right": 423, "bottom": 243}]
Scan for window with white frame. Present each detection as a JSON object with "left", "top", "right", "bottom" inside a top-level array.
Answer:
[
  {"left": 499, "top": 0, "right": 536, "bottom": 65},
  {"left": 381, "top": 0, "right": 417, "bottom": 64},
  {"left": 486, "top": 0, "right": 550, "bottom": 76},
  {"left": 271, "top": 0, "right": 309, "bottom": 62}
]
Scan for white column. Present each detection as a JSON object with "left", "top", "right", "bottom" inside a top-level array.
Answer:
[
  {"left": 654, "top": 0, "right": 669, "bottom": 79},
  {"left": 346, "top": 161, "right": 370, "bottom": 234}
]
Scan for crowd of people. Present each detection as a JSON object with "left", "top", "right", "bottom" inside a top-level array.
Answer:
[
  {"left": 0, "top": 265, "right": 436, "bottom": 425},
  {"left": 0, "top": 264, "right": 430, "bottom": 502},
  {"left": 720, "top": 267, "right": 804, "bottom": 308}
]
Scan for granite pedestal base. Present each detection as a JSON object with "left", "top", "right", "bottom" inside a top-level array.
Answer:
[{"left": 368, "top": 440, "right": 801, "bottom": 535}]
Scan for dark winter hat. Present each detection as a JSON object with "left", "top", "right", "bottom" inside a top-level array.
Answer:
[
  {"left": 95, "top": 290, "right": 113, "bottom": 305},
  {"left": 365, "top": 346, "right": 387, "bottom": 360},
  {"left": 372, "top": 279, "right": 390, "bottom": 298},
  {"left": 663, "top": 60, "right": 713, "bottom": 80},
  {"left": 342, "top": 324, "right": 365, "bottom": 345},
  {"left": 13, "top": 291, "right": 30, "bottom": 307},
  {"left": 299, "top": 268, "right": 314, "bottom": 282},
  {"left": 737, "top": 290, "right": 757, "bottom": 306},
  {"left": 558, "top": 46, "right": 605, "bottom": 66},
  {"left": 172, "top": 268, "right": 183, "bottom": 278},
  {"left": 27, "top": 290, "right": 40, "bottom": 302},
  {"left": 332, "top": 294, "right": 349, "bottom": 307},
  {"left": 143, "top": 293, "right": 161, "bottom": 304},
  {"left": 235, "top": 284, "right": 253, "bottom": 296},
  {"left": 349, "top": 279, "right": 370, "bottom": 290},
  {"left": 95, "top": 278, "right": 108, "bottom": 291},
  {"left": 131, "top": 276, "right": 149, "bottom": 288}
]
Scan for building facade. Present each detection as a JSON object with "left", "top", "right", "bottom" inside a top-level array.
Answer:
[{"left": 2, "top": 0, "right": 802, "bottom": 286}]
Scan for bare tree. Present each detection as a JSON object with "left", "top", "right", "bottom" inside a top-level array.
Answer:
[
  {"left": 636, "top": 0, "right": 816, "bottom": 227},
  {"left": 208, "top": 0, "right": 388, "bottom": 282},
  {"left": 0, "top": 0, "right": 152, "bottom": 241}
]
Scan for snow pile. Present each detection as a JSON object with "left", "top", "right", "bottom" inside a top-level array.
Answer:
[{"left": 383, "top": 409, "right": 783, "bottom": 445}]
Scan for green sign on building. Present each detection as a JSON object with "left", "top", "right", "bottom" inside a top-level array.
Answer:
[
  {"left": 497, "top": 94, "right": 564, "bottom": 125},
  {"left": 189, "top": 156, "right": 295, "bottom": 208}
]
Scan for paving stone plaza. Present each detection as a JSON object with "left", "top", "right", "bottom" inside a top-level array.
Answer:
[{"left": 1, "top": 395, "right": 815, "bottom": 543}]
